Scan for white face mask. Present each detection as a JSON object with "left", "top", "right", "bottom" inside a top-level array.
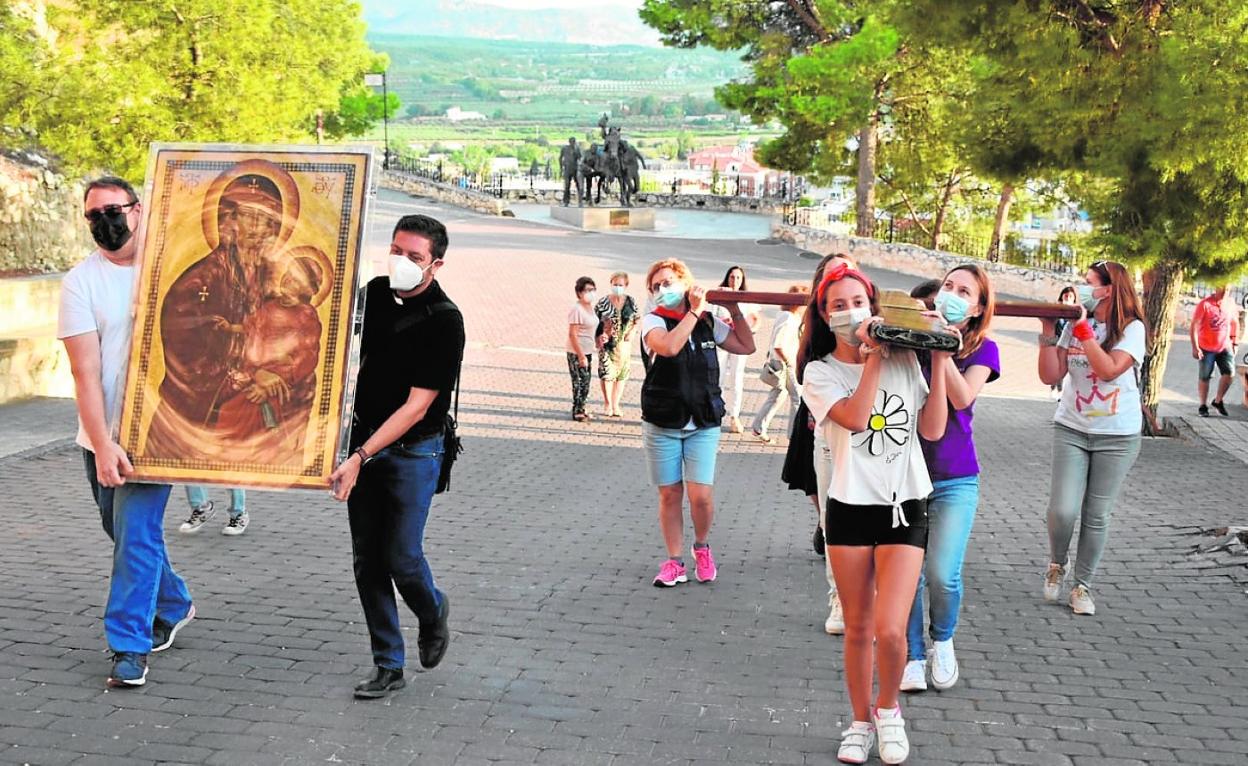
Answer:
[
  {"left": 583, "top": 290, "right": 597, "bottom": 303},
  {"left": 388, "top": 254, "right": 426, "bottom": 292},
  {"left": 828, "top": 306, "right": 872, "bottom": 346}
]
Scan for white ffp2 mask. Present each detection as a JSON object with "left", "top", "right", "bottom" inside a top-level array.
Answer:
[{"left": 388, "top": 255, "right": 426, "bottom": 291}]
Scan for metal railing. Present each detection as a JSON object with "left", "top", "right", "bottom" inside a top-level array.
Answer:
[
  {"left": 387, "top": 156, "right": 505, "bottom": 198},
  {"left": 782, "top": 203, "right": 1248, "bottom": 304}
]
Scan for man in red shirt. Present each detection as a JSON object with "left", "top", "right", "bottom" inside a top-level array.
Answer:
[{"left": 1190, "top": 286, "right": 1240, "bottom": 416}]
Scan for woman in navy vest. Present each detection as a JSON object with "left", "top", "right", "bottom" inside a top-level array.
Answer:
[{"left": 641, "top": 258, "right": 756, "bottom": 588}]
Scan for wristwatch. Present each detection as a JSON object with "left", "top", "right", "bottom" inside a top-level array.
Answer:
[{"left": 353, "top": 446, "right": 374, "bottom": 466}]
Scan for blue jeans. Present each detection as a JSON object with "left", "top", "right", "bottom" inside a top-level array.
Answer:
[
  {"left": 906, "top": 475, "right": 979, "bottom": 661},
  {"left": 106, "top": 482, "right": 193, "bottom": 653},
  {"left": 185, "top": 485, "right": 246, "bottom": 517},
  {"left": 82, "top": 448, "right": 115, "bottom": 539},
  {"left": 347, "top": 434, "right": 446, "bottom": 670}
]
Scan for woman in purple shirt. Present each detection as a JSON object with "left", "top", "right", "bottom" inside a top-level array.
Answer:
[{"left": 901, "top": 264, "right": 1000, "bottom": 694}]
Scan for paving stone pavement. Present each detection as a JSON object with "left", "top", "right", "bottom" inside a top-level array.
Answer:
[{"left": 1, "top": 193, "right": 1246, "bottom": 765}]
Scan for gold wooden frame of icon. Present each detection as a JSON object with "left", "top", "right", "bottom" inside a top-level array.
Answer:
[{"left": 117, "top": 143, "right": 374, "bottom": 489}]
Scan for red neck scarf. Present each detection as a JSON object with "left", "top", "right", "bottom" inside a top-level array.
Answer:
[{"left": 652, "top": 304, "right": 687, "bottom": 321}]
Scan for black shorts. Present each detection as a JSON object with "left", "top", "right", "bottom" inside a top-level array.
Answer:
[{"left": 825, "top": 497, "right": 929, "bottom": 548}]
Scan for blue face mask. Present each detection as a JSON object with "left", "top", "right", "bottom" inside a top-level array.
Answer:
[
  {"left": 934, "top": 290, "right": 972, "bottom": 325},
  {"left": 656, "top": 285, "right": 686, "bottom": 309},
  {"left": 1076, "top": 284, "right": 1102, "bottom": 312}
]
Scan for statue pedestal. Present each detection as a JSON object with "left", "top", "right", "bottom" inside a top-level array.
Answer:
[{"left": 549, "top": 205, "right": 655, "bottom": 231}]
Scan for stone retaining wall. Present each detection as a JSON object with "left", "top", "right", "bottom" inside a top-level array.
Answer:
[
  {"left": 380, "top": 172, "right": 508, "bottom": 216},
  {"left": 0, "top": 154, "right": 91, "bottom": 274}
]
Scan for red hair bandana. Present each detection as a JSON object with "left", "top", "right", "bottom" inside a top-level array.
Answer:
[{"left": 815, "top": 262, "right": 875, "bottom": 308}]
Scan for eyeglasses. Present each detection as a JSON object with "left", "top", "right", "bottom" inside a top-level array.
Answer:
[
  {"left": 84, "top": 202, "right": 137, "bottom": 223},
  {"left": 1090, "top": 260, "right": 1113, "bottom": 285}
]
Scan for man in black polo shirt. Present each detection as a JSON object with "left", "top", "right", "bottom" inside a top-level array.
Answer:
[{"left": 330, "top": 214, "right": 465, "bottom": 699}]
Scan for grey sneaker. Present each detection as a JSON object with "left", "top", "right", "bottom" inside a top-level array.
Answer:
[
  {"left": 1070, "top": 585, "right": 1096, "bottom": 615},
  {"left": 222, "top": 511, "right": 249, "bottom": 536},
  {"left": 179, "top": 501, "right": 215, "bottom": 534}
]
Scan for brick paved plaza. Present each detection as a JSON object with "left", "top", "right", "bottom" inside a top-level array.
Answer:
[{"left": 1, "top": 191, "right": 1245, "bottom": 765}]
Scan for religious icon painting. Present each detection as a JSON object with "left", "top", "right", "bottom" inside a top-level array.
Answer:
[{"left": 117, "top": 144, "right": 374, "bottom": 489}]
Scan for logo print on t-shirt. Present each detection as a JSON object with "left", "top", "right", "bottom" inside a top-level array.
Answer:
[{"left": 856, "top": 390, "right": 910, "bottom": 456}]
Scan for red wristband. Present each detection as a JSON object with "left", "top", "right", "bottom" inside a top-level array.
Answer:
[{"left": 1072, "top": 320, "right": 1095, "bottom": 342}]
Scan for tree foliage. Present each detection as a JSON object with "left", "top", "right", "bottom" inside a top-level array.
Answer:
[{"left": 12, "top": 0, "right": 390, "bottom": 180}]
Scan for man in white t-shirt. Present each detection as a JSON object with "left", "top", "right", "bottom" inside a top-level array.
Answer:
[{"left": 57, "top": 177, "right": 194, "bottom": 689}]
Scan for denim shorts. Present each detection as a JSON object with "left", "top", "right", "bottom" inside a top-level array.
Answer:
[
  {"left": 1198, "top": 349, "right": 1234, "bottom": 380},
  {"left": 642, "top": 421, "right": 721, "bottom": 486}
]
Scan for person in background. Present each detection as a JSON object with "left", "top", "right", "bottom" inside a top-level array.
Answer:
[
  {"left": 751, "top": 284, "right": 808, "bottom": 443},
  {"left": 909, "top": 279, "right": 941, "bottom": 309},
  {"left": 595, "top": 271, "right": 638, "bottom": 418},
  {"left": 567, "top": 276, "right": 598, "bottom": 422},
  {"left": 180, "top": 486, "right": 248, "bottom": 536},
  {"left": 714, "top": 265, "right": 760, "bottom": 433},
  {"left": 902, "top": 265, "right": 1000, "bottom": 695},
  {"left": 1237, "top": 299, "right": 1248, "bottom": 408},
  {"left": 641, "top": 258, "right": 755, "bottom": 588},
  {"left": 1190, "top": 285, "right": 1239, "bottom": 417},
  {"left": 1037, "top": 260, "right": 1146, "bottom": 616},
  {"left": 1050, "top": 286, "right": 1078, "bottom": 400}
]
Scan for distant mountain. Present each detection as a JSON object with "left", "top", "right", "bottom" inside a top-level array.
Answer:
[{"left": 362, "top": 0, "right": 660, "bottom": 46}]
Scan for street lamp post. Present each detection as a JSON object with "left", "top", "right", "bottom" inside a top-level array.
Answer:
[{"left": 365, "top": 72, "right": 389, "bottom": 169}]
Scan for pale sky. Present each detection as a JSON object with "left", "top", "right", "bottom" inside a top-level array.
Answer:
[{"left": 366, "top": 0, "right": 641, "bottom": 10}]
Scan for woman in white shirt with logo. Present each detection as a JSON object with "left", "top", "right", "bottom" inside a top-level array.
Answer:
[
  {"left": 801, "top": 263, "right": 950, "bottom": 765},
  {"left": 1037, "top": 260, "right": 1147, "bottom": 617}
]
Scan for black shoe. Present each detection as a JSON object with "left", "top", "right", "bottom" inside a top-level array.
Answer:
[
  {"left": 418, "top": 594, "right": 451, "bottom": 669},
  {"left": 1212, "top": 400, "right": 1229, "bottom": 416},
  {"left": 812, "top": 523, "right": 825, "bottom": 557},
  {"left": 151, "top": 604, "right": 195, "bottom": 653},
  {"left": 353, "top": 667, "right": 405, "bottom": 699},
  {"left": 1198, "top": 405, "right": 1210, "bottom": 417}
]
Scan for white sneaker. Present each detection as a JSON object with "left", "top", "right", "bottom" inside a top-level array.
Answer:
[
  {"left": 930, "top": 638, "right": 959, "bottom": 690},
  {"left": 1069, "top": 585, "right": 1096, "bottom": 615},
  {"left": 837, "top": 721, "right": 875, "bottom": 764},
  {"left": 872, "top": 706, "right": 910, "bottom": 764},
  {"left": 900, "top": 659, "right": 927, "bottom": 692},
  {"left": 179, "top": 501, "right": 215, "bottom": 534},
  {"left": 222, "top": 511, "right": 249, "bottom": 536},
  {"left": 1043, "top": 563, "right": 1066, "bottom": 602},
  {"left": 825, "top": 592, "right": 845, "bottom": 635}
]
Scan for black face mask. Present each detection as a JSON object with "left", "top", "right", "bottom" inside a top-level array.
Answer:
[{"left": 90, "top": 208, "right": 133, "bottom": 252}]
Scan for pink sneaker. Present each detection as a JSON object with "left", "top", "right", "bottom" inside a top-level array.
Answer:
[
  {"left": 692, "top": 545, "right": 717, "bottom": 583},
  {"left": 653, "top": 559, "right": 688, "bottom": 587}
]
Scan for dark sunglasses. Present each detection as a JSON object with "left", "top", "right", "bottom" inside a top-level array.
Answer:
[
  {"left": 1090, "top": 260, "right": 1113, "bottom": 285},
  {"left": 84, "top": 202, "right": 137, "bottom": 223}
]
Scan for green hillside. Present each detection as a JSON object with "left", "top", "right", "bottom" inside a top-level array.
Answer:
[{"left": 369, "top": 34, "right": 751, "bottom": 125}]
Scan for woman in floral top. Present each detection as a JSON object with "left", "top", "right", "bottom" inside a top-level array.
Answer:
[{"left": 595, "top": 271, "right": 639, "bottom": 417}]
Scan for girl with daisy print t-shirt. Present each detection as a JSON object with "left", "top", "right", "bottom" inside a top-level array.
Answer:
[{"left": 800, "top": 263, "right": 950, "bottom": 766}]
